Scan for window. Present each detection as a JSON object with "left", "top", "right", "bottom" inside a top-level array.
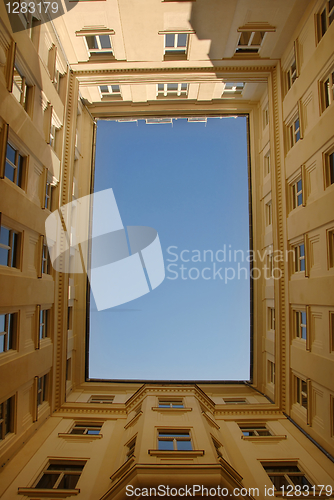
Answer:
[
  {"left": 294, "top": 243, "right": 305, "bottom": 273},
  {"left": 158, "top": 399, "right": 184, "bottom": 408},
  {"left": 268, "top": 307, "right": 275, "bottom": 331},
  {"left": 39, "top": 309, "right": 49, "bottom": 340},
  {"left": 44, "top": 178, "right": 55, "bottom": 210},
  {"left": 33, "top": 460, "right": 85, "bottom": 490},
  {"left": 222, "top": 82, "right": 244, "bottom": 96},
  {"left": 70, "top": 423, "right": 102, "bottom": 435},
  {"left": 264, "top": 150, "right": 271, "bottom": 175},
  {"left": 318, "top": 1, "right": 334, "bottom": 41},
  {"left": 266, "top": 201, "right": 272, "bottom": 226},
  {"left": 5, "top": 142, "right": 26, "bottom": 188},
  {"left": 239, "top": 424, "right": 272, "bottom": 437},
  {"left": 158, "top": 430, "right": 192, "bottom": 451},
  {"left": 126, "top": 437, "right": 136, "bottom": 460},
  {"left": 324, "top": 150, "right": 334, "bottom": 187},
  {"left": 0, "top": 396, "right": 14, "bottom": 440},
  {"left": 41, "top": 241, "right": 50, "bottom": 275},
  {"left": 328, "top": 229, "right": 334, "bottom": 268},
  {"left": 99, "top": 85, "right": 121, "bottom": 98},
  {"left": 292, "top": 178, "right": 303, "bottom": 209},
  {"left": 164, "top": 33, "right": 188, "bottom": 58},
  {"left": 262, "top": 463, "right": 312, "bottom": 490},
  {"left": 0, "top": 313, "right": 17, "bottom": 353},
  {"left": 295, "top": 310, "right": 307, "bottom": 340},
  {"left": 289, "top": 116, "right": 300, "bottom": 148},
  {"left": 85, "top": 35, "right": 113, "bottom": 56},
  {"left": 268, "top": 361, "right": 275, "bottom": 384},
  {"left": 267, "top": 252, "right": 274, "bottom": 278},
  {"left": 157, "top": 83, "right": 188, "bottom": 97},
  {"left": 0, "top": 223, "right": 20, "bottom": 268},
  {"left": 236, "top": 31, "right": 265, "bottom": 53},
  {"left": 223, "top": 398, "right": 247, "bottom": 404},
  {"left": 296, "top": 376, "right": 308, "bottom": 409},
  {"left": 12, "top": 65, "right": 27, "bottom": 108},
  {"left": 66, "top": 358, "right": 71, "bottom": 382},
  {"left": 263, "top": 104, "right": 269, "bottom": 128},
  {"left": 37, "top": 374, "right": 48, "bottom": 407},
  {"left": 67, "top": 306, "right": 73, "bottom": 330},
  {"left": 89, "top": 395, "right": 114, "bottom": 403},
  {"left": 321, "top": 70, "right": 334, "bottom": 110},
  {"left": 287, "top": 57, "right": 297, "bottom": 91}
]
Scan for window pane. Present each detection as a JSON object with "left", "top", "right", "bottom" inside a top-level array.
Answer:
[
  {"left": 181, "top": 83, "right": 187, "bottom": 91},
  {"left": 165, "top": 34, "right": 175, "bottom": 47},
  {"left": 59, "top": 473, "right": 80, "bottom": 489},
  {"left": 99, "top": 35, "right": 112, "bottom": 49},
  {"left": 299, "top": 244, "right": 304, "bottom": 257},
  {"left": 301, "top": 311, "right": 306, "bottom": 325},
  {"left": 17, "top": 155, "right": 24, "bottom": 187},
  {"left": 35, "top": 472, "right": 59, "bottom": 489},
  {"left": 0, "top": 334, "right": 5, "bottom": 353},
  {"left": 8, "top": 314, "right": 14, "bottom": 350},
  {"left": 265, "top": 466, "right": 301, "bottom": 473},
  {"left": 330, "top": 152, "right": 334, "bottom": 184},
  {"left": 300, "top": 259, "right": 305, "bottom": 272},
  {"left": 47, "top": 463, "right": 84, "bottom": 471},
  {"left": 100, "top": 85, "right": 109, "bottom": 93},
  {"left": 321, "top": 9, "right": 327, "bottom": 36},
  {"left": 297, "top": 193, "right": 303, "bottom": 206},
  {"left": 5, "top": 162, "right": 15, "bottom": 183},
  {"left": 177, "top": 33, "right": 187, "bottom": 47},
  {"left": 0, "top": 315, "right": 5, "bottom": 333},
  {"left": 269, "top": 475, "right": 289, "bottom": 490},
  {"left": 86, "top": 36, "right": 97, "bottom": 50},
  {"left": 251, "top": 31, "right": 264, "bottom": 45},
  {"left": 177, "top": 439, "right": 192, "bottom": 451},
  {"left": 158, "top": 84, "right": 164, "bottom": 91},
  {"left": 87, "top": 429, "right": 100, "bottom": 435},
  {"left": 167, "top": 83, "right": 178, "bottom": 91},
  {"left": 111, "top": 85, "right": 120, "bottom": 93},
  {"left": 11, "top": 233, "right": 18, "bottom": 268},
  {"left": 6, "top": 144, "right": 15, "bottom": 165},
  {"left": 290, "top": 475, "right": 311, "bottom": 487},
  {"left": 158, "top": 440, "right": 174, "bottom": 450},
  {"left": 71, "top": 427, "right": 86, "bottom": 434}
]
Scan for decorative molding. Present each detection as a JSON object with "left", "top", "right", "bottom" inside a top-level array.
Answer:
[
  {"left": 58, "top": 432, "right": 103, "bottom": 441},
  {"left": 202, "top": 411, "right": 220, "bottom": 429},
  {"left": 152, "top": 407, "right": 192, "bottom": 412},
  {"left": 124, "top": 410, "right": 142, "bottom": 429},
  {"left": 18, "top": 487, "right": 79, "bottom": 498},
  {"left": 241, "top": 434, "right": 287, "bottom": 442}
]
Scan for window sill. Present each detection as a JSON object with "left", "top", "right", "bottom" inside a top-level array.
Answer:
[
  {"left": 148, "top": 450, "right": 204, "bottom": 458},
  {"left": 163, "top": 53, "right": 188, "bottom": 61},
  {"left": 58, "top": 432, "right": 103, "bottom": 440},
  {"left": 152, "top": 407, "right": 192, "bottom": 412},
  {"left": 18, "top": 488, "right": 80, "bottom": 498},
  {"left": 241, "top": 435, "right": 287, "bottom": 443}
]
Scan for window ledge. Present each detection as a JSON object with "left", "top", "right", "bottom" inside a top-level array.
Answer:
[
  {"left": 148, "top": 450, "right": 204, "bottom": 458},
  {"left": 163, "top": 53, "right": 188, "bottom": 61},
  {"left": 152, "top": 407, "right": 192, "bottom": 412},
  {"left": 58, "top": 432, "right": 103, "bottom": 440},
  {"left": 242, "top": 435, "right": 287, "bottom": 442},
  {"left": 18, "top": 488, "right": 80, "bottom": 498}
]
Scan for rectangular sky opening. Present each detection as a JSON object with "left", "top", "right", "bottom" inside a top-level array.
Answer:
[{"left": 88, "top": 116, "right": 250, "bottom": 381}]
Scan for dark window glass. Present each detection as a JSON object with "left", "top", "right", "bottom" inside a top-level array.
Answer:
[
  {"left": 177, "top": 33, "right": 187, "bottom": 47},
  {"left": 165, "top": 34, "right": 175, "bottom": 47},
  {"left": 99, "top": 35, "right": 111, "bottom": 49},
  {"left": 158, "top": 440, "right": 174, "bottom": 450},
  {"left": 177, "top": 440, "right": 192, "bottom": 451},
  {"left": 35, "top": 473, "right": 59, "bottom": 489},
  {"left": 86, "top": 36, "right": 97, "bottom": 50}
]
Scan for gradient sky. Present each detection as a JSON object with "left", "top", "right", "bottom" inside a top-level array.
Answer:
[{"left": 89, "top": 117, "right": 250, "bottom": 381}]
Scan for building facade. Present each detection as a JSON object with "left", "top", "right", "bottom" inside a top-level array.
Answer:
[{"left": 0, "top": 0, "right": 333, "bottom": 498}]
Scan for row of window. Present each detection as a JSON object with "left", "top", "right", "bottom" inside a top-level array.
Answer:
[{"left": 98, "top": 82, "right": 245, "bottom": 100}]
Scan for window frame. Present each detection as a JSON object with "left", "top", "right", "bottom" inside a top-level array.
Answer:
[
  {"left": 291, "top": 177, "right": 303, "bottom": 210},
  {"left": 222, "top": 82, "right": 245, "bottom": 97},
  {"left": 99, "top": 84, "right": 121, "bottom": 99},
  {"left": 32, "top": 459, "right": 86, "bottom": 491},
  {"left": 323, "top": 148, "right": 334, "bottom": 188},
  {"left": 327, "top": 228, "right": 334, "bottom": 269},
  {"left": 157, "top": 429, "right": 193, "bottom": 451},
  {"left": 0, "top": 395, "right": 15, "bottom": 440},
  {"left": 289, "top": 115, "right": 301, "bottom": 148},
  {"left": 0, "top": 221, "right": 21, "bottom": 269},
  {"left": 88, "top": 395, "right": 114, "bottom": 404},
  {"left": 39, "top": 308, "right": 49, "bottom": 341},
  {"left": 295, "top": 310, "right": 307, "bottom": 341},
  {"left": 0, "top": 312, "right": 18, "bottom": 353},
  {"left": 264, "top": 149, "right": 271, "bottom": 176},
  {"left": 157, "top": 83, "right": 188, "bottom": 98},
  {"left": 158, "top": 399, "right": 184, "bottom": 409},
  {"left": 239, "top": 423, "right": 272, "bottom": 437},
  {"left": 318, "top": 1, "right": 334, "bottom": 41},
  {"left": 37, "top": 374, "right": 48, "bottom": 408},
  {"left": 268, "top": 307, "right": 275, "bottom": 331},
  {"left": 265, "top": 200, "right": 272, "bottom": 226},
  {"left": 70, "top": 422, "right": 103, "bottom": 436},
  {"left": 163, "top": 33, "right": 188, "bottom": 59},
  {"left": 293, "top": 242, "right": 305, "bottom": 273},
  {"left": 262, "top": 462, "right": 312, "bottom": 491},
  {"left": 85, "top": 34, "right": 114, "bottom": 57},
  {"left": 235, "top": 31, "right": 266, "bottom": 54},
  {"left": 4, "top": 141, "right": 27, "bottom": 189},
  {"left": 295, "top": 376, "right": 308, "bottom": 410},
  {"left": 321, "top": 69, "right": 334, "bottom": 111}
]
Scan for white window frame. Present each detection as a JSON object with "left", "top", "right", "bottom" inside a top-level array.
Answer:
[
  {"left": 295, "top": 310, "right": 307, "bottom": 340},
  {"left": 164, "top": 33, "right": 188, "bottom": 55},
  {"left": 0, "top": 313, "right": 17, "bottom": 353},
  {"left": 99, "top": 85, "right": 121, "bottom": 98},
  {"left": 85, "top": 34, "right": 113, "bottom": 56},
  {"left": 292, "top": 177, "right": 303, "bottom": 209},
  {"left": 157, "top": 83, "right": 188, "bottom": 97},
  {"left": 294, "top": 242, "right": 305, "bottom": 273},
  {"left": 236, "top": 31, "right": 266, "bottom": 54},
  {"left": 222, "top": 82, "right": 244, "bottom": 96}
]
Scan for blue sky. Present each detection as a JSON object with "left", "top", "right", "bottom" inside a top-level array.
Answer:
[{"left": 89, "top": 117, "right": 250, "bottom": 380}]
